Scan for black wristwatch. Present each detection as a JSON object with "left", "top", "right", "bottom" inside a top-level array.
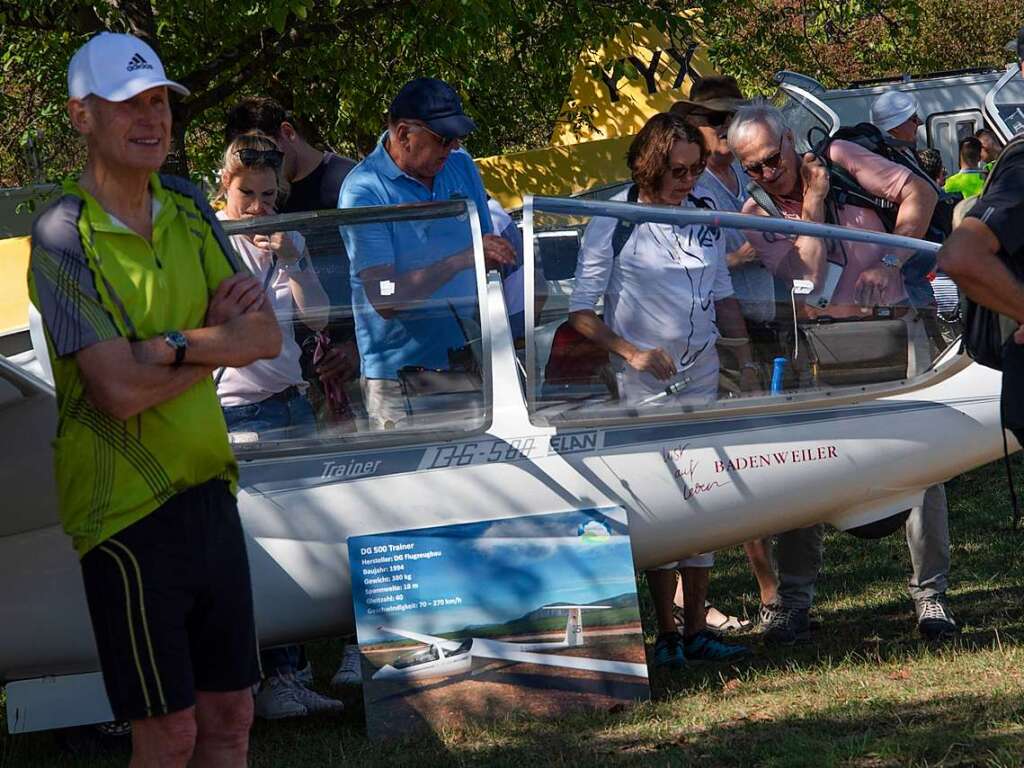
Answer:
[{"left": 163, "top": 331, "right": 188, "bottom": 367}]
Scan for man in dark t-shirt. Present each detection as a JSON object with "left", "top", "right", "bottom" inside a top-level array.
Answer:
[
  {"left": 225, "top": 98, "right": 359, "bottom": 382},
  {"left": 280, "top": 151, "right": 357, "bottom": 309},
  {"left": 938, "top": 138, "right": 1024, "bottom": 346}
]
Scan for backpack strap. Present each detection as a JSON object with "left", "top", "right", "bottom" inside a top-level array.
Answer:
[
  {"left": 746, "top": 180, "right": 783, "bottom": 218},
  {"left": 610, "top": 183, "right": 640, "bottom": 259}
]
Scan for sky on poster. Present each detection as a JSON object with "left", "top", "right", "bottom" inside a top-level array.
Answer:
[{"left": 349, "top": 508, "right": 638, "bottom": 644}]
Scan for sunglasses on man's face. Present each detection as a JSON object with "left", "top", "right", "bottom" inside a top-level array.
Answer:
[
  {"left": 234, "top": 148, "right": 284, "bottom": 168},
  {"left": 742, "top": 134, "right": 786, "bottom": 178},
  {"left": 409, "top": 123, "right": 462, "bottom": 149}
]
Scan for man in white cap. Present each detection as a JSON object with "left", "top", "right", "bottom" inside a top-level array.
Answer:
[
  {"left": 870, "top": 91, "right": 948, "bottom": 197},
  {"left": 29, "top": 32, "right": 281, "bottom": 766},
  {"left": 871, "top": 91, "right": 924, "bottom": 149}
]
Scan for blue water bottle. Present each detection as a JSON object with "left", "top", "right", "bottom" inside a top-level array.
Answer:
[{"left": 771, "top": 357, "right": 787, "bottom": 394}]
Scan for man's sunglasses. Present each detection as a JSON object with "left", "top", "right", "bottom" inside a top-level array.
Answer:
[
  {"left": 234, "top": 148, "right": 284, "bottom": 168},
  {"left": 742, "top": 134, "right": 786, "bottom": 178},
  {"left": 409, "top": 122, "right": 462, "bottom": 149}
]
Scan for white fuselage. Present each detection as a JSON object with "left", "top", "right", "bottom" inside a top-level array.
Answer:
[{"left": 0, "top": 305, "right": 1007, "bottom": 684}]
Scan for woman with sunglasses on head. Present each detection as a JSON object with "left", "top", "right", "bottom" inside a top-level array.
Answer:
[
  {"left": 569, "top": 112, "right": 755, "bottom": 670},
  {"left": 214, "top": 132, "right": 331, "bottom": 443},
  {"left": 215, "top": 132, "right": 344, "bottom": 719}
]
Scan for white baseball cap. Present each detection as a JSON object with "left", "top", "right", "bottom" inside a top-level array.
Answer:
[
  {"left": 68, "top": 32, "right": 190, "bottom": 102},
  {"left": 870, "top": 91, "right": 921, "bottom": 133}
]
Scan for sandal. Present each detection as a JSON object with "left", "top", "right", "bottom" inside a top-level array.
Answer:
[{"left": 704, "top": 602, "right": 752, "bottom": 632}]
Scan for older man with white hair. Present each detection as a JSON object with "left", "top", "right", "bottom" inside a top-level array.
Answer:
[
  {"left": 29, "top": 32, "right": 281, "bottom": 767},
  {"left": 727, "top": 102, "right": 957, "bottom": 646}
]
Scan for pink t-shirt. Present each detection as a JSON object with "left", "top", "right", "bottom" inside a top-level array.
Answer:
[{"left": 741, "top": 140, "right": 910, "bottom": 317}]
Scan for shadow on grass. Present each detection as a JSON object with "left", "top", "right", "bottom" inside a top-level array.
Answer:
[{"left": 593, "top": 691, "right": 1024, "bottom": 768}]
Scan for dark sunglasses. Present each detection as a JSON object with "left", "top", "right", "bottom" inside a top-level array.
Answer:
[
  {"left": 234, "top": 148, "right": 284, "bottom": 168},
  {"left": 669, "top": 161, "right": 707, "bottom": 181},
  {"left": 409, "top": 122, "right": 461, "bottom": 149},
  {"left": 742, "top": 134, "right": 786, "bottom": 178}
]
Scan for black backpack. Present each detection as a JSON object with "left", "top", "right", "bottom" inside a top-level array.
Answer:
[
  {"left": 748, "top": 122, "right": 958, "bottom": 243},
  {"left": 608, "top": 184, "right": 715, "bottom": 258}
]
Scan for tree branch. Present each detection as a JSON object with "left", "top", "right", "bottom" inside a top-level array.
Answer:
[
  {"left": 0, "top": 2, "right": 103, "bottom": 34},
  {"left": 177, "top": 0, "right": 410, "bottom": 95},
  {"left": 108, "top": 0, "right": 158, "bottom": 43}
]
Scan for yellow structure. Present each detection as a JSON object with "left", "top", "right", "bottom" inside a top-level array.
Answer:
[
  {"left": 478, "top": 26, "right": 717, "bottom": 209},
  {"left": 1, "top": 237, "right": 30, "bottom": 336}
]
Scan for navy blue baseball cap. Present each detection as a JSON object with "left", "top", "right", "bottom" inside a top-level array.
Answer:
[{"left": 389, "top": 78, "right": 476, "bottom": 139}]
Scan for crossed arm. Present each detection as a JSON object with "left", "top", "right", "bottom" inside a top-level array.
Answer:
[
  {"left": 76, "top": 274, "right": 283, "bottom": 421},
  {"left": 938, "top": 218, "right": 1024, "bottom": 340}
]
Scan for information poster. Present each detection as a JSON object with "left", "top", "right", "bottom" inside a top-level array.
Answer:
[{"left": 348, "top": 507, "right": 649, "bottom": 740}]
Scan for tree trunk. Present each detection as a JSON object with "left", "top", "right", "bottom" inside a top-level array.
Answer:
[{"left": 163, "top": 100, "right": 190, "bottom": 178}]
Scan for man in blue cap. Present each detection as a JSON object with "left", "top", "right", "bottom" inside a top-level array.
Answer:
[
  {"left": 339, "top": 77, "right": 515, "bottom": 431},
  {"left": 332, "top": 78, "right": 515, "bottom": 688}
]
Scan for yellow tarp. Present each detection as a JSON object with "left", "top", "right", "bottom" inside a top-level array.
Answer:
[
  {"left": 479, "top": 24, "right": 716, "bottom": 209},
  {"left": 1, "top": 236, "right": 30, "bottom": 335}
]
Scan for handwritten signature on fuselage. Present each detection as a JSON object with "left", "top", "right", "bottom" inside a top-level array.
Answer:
[{"left": 664, "top": 444, "right": 732, "bottom": 500}]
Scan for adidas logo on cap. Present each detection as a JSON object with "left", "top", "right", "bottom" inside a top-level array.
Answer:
[
  {"left": 68, "top": 32, "right": 190, "bottom": 101},
  {"left": 126, "top": 53, "right": 153, "bottom": 73}
]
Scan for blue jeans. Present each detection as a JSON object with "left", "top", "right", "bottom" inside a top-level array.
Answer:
[
  {"left": 222, "top": 388, "right": 316, "bottom": 440},
  {"left": 902, "top": 250, "right": 937, "bottom": 309},
  {"left": 222, "top": 389, "right": 315, "bottom": 677}
]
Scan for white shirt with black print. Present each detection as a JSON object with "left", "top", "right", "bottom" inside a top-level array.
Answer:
[{"left": 570, "top": 187, "right": 734, "bottom": 403}]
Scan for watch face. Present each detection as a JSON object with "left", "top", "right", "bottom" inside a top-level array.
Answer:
[{"left": 166, "top": 331, "right": 186, "bottom": 348}]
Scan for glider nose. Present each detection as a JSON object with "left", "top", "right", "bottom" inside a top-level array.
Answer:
[{"left": 372, "top": 664, "right": 400, "bottom": 681}]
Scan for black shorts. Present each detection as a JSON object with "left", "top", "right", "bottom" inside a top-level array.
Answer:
[{"left": 80, "top": 480, "right": 261, "bottom": 721}]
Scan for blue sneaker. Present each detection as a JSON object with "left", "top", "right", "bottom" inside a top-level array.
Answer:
[
  {"left": 683, "top": 629, "right": 749, "bottom": 663},
  {"left": 653, "top": 632, "right": 687, "bottom": 670}
]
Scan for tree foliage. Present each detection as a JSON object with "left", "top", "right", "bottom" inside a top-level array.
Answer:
[
  {"left": 0, "top": 0, "right": 693, "bottom": 185},
  {"left": 701, "top": 0, "right": 1024, "bottom": 94},
  {"left": 2, "top": 1, "right": 1022, "bottom": 188}
]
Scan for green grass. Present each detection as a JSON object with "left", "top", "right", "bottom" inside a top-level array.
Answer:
[{"left": 4, "top": 459, "right": 1024, "bottom": 767}]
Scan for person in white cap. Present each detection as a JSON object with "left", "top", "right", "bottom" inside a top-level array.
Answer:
[
  {"left": 870, "top": 91, "right": 944, "bottom": 195},
  {"left": 871, "top": 91, "right": 923, "bottom": 147},
  {"left": 28, "top": 31, "right": 281, "bottom": 766}
]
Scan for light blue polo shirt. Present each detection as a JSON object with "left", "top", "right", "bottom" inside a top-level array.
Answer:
[{"left": 339, "top": 133, "right": 492, "bottom": 379}]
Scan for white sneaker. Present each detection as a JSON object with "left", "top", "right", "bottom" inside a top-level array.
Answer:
[
  {"left": 254, "top": 674, "right": 307, "bottom": 720},
  {"left": 295, "top": 661, "right": 313, "bottom": 687},
  {"left": 291, "top": 682, "right": 345, "bottom": 715},
  {"left": 330, "top": 644, "right": 363, "bottom": 687}
]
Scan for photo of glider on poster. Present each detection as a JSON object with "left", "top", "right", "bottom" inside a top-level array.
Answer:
[{"left": 348, "top": 507, "right": 648, "bottom": 740}]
